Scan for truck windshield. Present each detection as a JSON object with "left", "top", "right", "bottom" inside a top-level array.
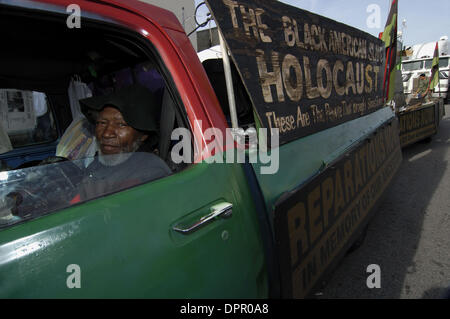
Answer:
[
  {"left": 424, "top": 57, "right": 449, "bottom": 69},
  {"left": 403, "top": 61, "right": 423, "bottom": 71}
]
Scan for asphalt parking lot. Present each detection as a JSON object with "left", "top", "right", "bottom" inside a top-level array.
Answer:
[{"left": 318, "top": 104, "right": 450, "bottom": 299}]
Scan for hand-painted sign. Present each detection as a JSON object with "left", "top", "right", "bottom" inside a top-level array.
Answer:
[
  {"left": 206, "top": 0, "right": 387, "bottom": 145},
  {"left": 274, "top": 121, "right": 402, "bottom": 298},
  {"left": 398, "top": 101, "right": 443, "bottom": 148}
]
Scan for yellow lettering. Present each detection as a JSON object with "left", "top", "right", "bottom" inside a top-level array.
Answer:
[
  {"left": 282, "top": 54, "right": 303, "bottom": 102},
  {"left": 308, "top": 186, "right": 323, "bottom": 244},
  {"left": 282, "top": 16, "right": 295, "bottom": 47},
  {"left": 333, "top": 60, "right": 345, "bottom": 96},
  {"left": 359, "top": 144, "right": 368, "bottom": 183},
  {"left": 255, "top": 8, "right": 272, "bottom": 43},
  {"left": 353, "top": 152, "right": 364, "bottom": 193},
  {"left": 303, "top": 56, "right": 320, "bottom": 99},
  {"left": 240, "top": 6, "right": 259, "bottom": 40},
  {"left": 256, "top": 50, "right": 284, "bottom": 103},
  {"left": 344, "top": 159, "right": 355, "bottom": 201},
  {"left": 356, "top": 63, "right": 365, "bottom": 94},
  {"left": 288, "top": 202, "right": 309, "bottom": 266},
  {"left": 365, "top": 64, "right": 373, "bottom": 93},
  {"left": 346, "top": 61, "right": 357, "bottom": 95},
  {"left": 317, "top": 59, "right": 332, "bottom": 99},
  {"left": 334, "top": 169, "right": 346, "bottom": 212},
  {"left": 322, "top": 177, "right": 334, "bottom": 229},
  {"left": 223, "top": 0, "right": 239, "bottom": 29}
]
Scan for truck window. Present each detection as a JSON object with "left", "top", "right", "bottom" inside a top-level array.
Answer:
[
  {"left": 403, "top": 61, "right": 423, "bottom": 71},
  {"left": 425, "top": 57, "right": 449, "bottom": 70},
  {"left": 202, "top": 58, "right": 255, "bottom": 129},
  {"left": 439, "top": 57, "right": 449, "bottom": 68},
  {"left": 0, "top": 9, "right": 190, "bottom": 228},
  {"left": 0, "top": 89, "right": 58, "bottom": 149}
]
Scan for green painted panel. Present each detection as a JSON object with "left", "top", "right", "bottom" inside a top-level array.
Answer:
[
  {"left": 0, "top": 162, "right": 267, "bottom": 298},
  {"left": 252, "top": 107, "right": 396, "bottom": 215}
]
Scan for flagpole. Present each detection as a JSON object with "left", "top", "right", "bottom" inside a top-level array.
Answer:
[
  {"left": 383, "top": 46, "right": 391, "bottom": 102},
  {"left": 428, "top": 41, "right": 440, "bottom": 100},
  {"left": 438, "top": 47, "right": 441, "bottom": 99},
  {"left": 439, "top": 77, "right": 441, "bottom": 99},
  {"left": 381, "top": 0, "right": 398, "bottom": 105}
]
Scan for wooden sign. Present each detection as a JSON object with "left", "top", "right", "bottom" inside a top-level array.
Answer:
[
  {"left": 206, "top": 0, "right": 387, "bottom": 145},
  {"left": 398, "top": 102, "right": 441, "bottom": 147},
  {"left": 273, "top": 121, "right": 402, "bottom": 298}
]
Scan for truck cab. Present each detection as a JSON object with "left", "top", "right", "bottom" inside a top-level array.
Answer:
[
  {"left": 402, "top": 56, "right": 449, "bottom": 100},
  {"left": 402, "top": 36, "right": 450, "bottom": 101}
]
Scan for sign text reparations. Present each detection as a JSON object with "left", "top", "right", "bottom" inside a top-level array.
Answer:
[
  {"left": 206, "top": 0, "right": 386, "bottom": 145},
  {"left": 274, "top": 122, "right": 402, "bottom": 298}
]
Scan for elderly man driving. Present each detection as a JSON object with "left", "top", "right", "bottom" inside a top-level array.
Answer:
[{"left": 78, "top": 84, "right": 171, "bottom": 199}]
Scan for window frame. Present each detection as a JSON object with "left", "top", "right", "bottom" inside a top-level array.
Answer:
[
  {"left": 0, "top": 4, "right": 197, "bottom": 229},
  {"left": 0, "top": 89, "right": 60, "bottom": 150}
]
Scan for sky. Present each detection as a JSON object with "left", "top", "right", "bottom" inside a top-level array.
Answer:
[{"left": 195, "top": 0, "right": 450, "bottom": 48}]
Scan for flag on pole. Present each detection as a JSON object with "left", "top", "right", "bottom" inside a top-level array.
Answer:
[
  {"left": 381, "top": 0, "right": 398, "bottom": 102},
  {"left": 428, "top": 42, "right": 439, "bottom": 92}
]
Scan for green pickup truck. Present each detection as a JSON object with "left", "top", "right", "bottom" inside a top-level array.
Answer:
[{"left": 0, "top": 0, "right": 402, "bottom": 298}]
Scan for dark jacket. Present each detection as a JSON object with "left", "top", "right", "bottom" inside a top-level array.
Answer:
[{"left": 79, "top": 151, "right": 171, "bottom": 200}]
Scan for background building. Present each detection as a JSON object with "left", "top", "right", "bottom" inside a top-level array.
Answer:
[
  {"left": 139, "top": 0, "right": 198, "bottom": 50},
  {"left": 197, "top": 27, "right": 219, "bottom": 52}
]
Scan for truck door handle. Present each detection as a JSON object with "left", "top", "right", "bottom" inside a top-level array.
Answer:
[{"left": 172, "top": 202, "right": 233, "bottom": 235}]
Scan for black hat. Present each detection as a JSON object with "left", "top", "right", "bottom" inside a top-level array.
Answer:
[
  {"left": 80, "top": 84, "right": 159, "bottom": 132},
  {"left": 420, "top": 73, "right": 426, "bottom": 77}
]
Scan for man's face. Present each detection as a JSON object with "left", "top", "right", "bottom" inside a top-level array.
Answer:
[{"left": 95, "top": 106, "right": 147, "bottom": 155}]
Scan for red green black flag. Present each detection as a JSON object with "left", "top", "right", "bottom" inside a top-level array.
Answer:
[
  {"left": 429, "top": 42, "right": 440, "bottom": 92},
  {"left": 381, "top": 0, "right": 398, "bottom": 102}
]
